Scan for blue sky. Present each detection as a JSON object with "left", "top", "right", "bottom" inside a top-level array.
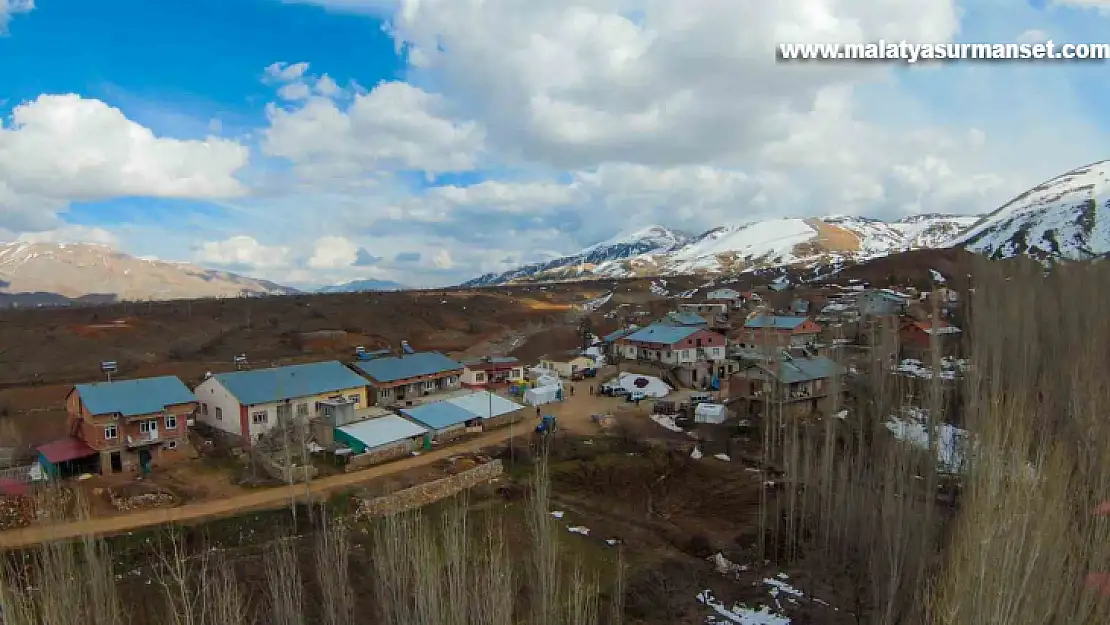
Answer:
[{"left": 1, "top": 0, "right": 1108, "bottom": 287}]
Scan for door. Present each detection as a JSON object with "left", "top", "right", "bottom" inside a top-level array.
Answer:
[
  {"left": 110, "top": 452, "right": 123, "bottom": 473},
  {"left": 148, "top": 419, "right": 159, "bottom": 440},
  {"left": 138, "top": 448, "right": 152, "bottom": 474}
]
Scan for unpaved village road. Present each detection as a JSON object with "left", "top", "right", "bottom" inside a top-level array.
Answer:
[{"left": 0, "top": 385, "right": 615, "bottom": 549}]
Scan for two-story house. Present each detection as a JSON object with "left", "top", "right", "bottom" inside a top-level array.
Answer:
[
  {"left": 730, "top": 354, "right": 844, "bottom": 418},
  {"left": 737, "top": 315, "right": 822, "bottom": 350},
  {"left": 65, "top": 376, "right": 198, "bottom": 474},
  {"left": 194, "top": 360, "right": 369, "bottom": 446},
  {"left": 615, "top": 324, "right": 728, "bottom": 367},
  {"left": 350, "top": 351, "right": 464, "bottom": 407}
]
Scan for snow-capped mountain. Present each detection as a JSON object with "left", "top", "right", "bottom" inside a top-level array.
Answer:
[
  {"left": 462, "top": 225, "right": 689, "bottom": 287},
  {"left": 316, "top": 279, "right": 408, "bottom": 293},
  {"left": 463, "top": 215, "right": 979, "bottom": 286},
  {"left": 0, "top": 242, "right": 297, "bottom": 300},
  {"left": 951, "top": 160, "right": 1110, "bottom": 261}
]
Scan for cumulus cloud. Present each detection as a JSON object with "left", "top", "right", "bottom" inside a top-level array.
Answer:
[
  {"left": 1052, "top": 0, "right": 1110, "bottom": 14},
  {"left": 0, "top": 0, "right": 33, "bottom": 34},
  {"left": 195, "top": 236, "right": 291, "bottom": 269},
  {"left": 0, "top": 95, "right": 248, "bottom": 200},
  {"left": 16, "top": 224, "right": 118, "bottom": 246},
  {"left": 307, "top": 235, "right": 360, "bottom": 269}
]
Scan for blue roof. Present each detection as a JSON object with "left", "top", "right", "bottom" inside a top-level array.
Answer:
[
  {"left": 338, "top": 415, "right": 428, "bottom": 449},
  {"left": 445, "top": 391, "right": 524, "bottom": 418},
  {"left": 75, "top": 376, "right": 196, "bottom": 416},
  {"left": 213, "top": 361, "right": 367, "bottom": 405},
  {"left": 623, "top": 324, "right": 702, "bottom": 345},
  {"left": 401, "top": 402, "right": 478, "bottom": 430},
  {"left": 744, "top": 315, "right": 810, "bottom": 330},
  {"left": 602, "top": 326, "right": 638, "bottom": 342},
  {"left": 351, "top": 351, "right": 463, "bottom": 384}
]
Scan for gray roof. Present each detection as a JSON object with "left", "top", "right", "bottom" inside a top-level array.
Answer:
[
  {"left": 660, "top": 312, "right": 708, "bottom": 326},
  {"left": 623, "top": 324, "right": 703, "bottom": 345},
  {"left": 400, "top": 402, "right": 477, "bottom": 430},
  {"left": 351, "top": 351, "right": 464, "bottom": 384},
  {"left": 602, "top": 326, "right": 639, "bottom": 342},
  {"left": 338, "top": 415, "right": 428, "bottom": 449},
  {"left": 74, "top": 376, "right": 195, "bottom": 416},
  {"left": 213, "top": 361, "right": 367, "bottom": 406},
  {"left": 761, "top": 355, "right": 844, "bottom": 383}
]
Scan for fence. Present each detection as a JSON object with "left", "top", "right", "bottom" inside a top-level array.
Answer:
[
  {"left": 0, "top": 464, "right": 34, "bottom": 484},
  {"left": 354, "top": 459, "right": 504, "bottom": 519}
]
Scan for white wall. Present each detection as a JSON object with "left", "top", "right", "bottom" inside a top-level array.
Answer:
[{"left": 194, "top": 377, "right": 244, "bottom": 439}]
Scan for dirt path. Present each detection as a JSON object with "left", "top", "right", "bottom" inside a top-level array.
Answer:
[{"left": 0, "top": 389, "right": 622, "bottom": 549}]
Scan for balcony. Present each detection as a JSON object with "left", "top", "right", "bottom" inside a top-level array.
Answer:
[{"left": 125, "top": 431, "right": 159, "bottom": 447}]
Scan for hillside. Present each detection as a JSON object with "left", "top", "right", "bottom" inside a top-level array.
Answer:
[
  {"left": 463, "top": 214, "right": 979, "bottom": 286},
  {"left": 0, "top": 242, "right": 297, "bottom": 301},
  {"left": 952, "top": 160, "right": 1110, "bottom": 261}
]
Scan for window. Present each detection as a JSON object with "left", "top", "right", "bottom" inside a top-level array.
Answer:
[
  {"left": 475, "top": 372, "right": 485, "bottom": 382},
  {"left": 201, "top": 404, "right": 208, "bottom": 415},
  {"left": 165, "top": 415, "right": 177, "bottom": 430},
  {"left": 295, "top": 402, "right": 309, "bottom": 419},
  {"left": 346, "top": 394, "right": 360, "bottom": 405},
  {"left": 424, "top": 380, "right": 436, "bottom": 391},
  {"left": 166, "top": 440, "right": 178, "bottom": 450},
  {"left": 215, "top": 406, "right": 223, "bottom": 421},
  {"left": 682, "top": 350, "right": 691, "bottom": 358},
  {"left": 140, "top": 420, "right": 157, "bottom": 433},
  {"left": 104, "top": 425, "right": 117, "bottom": 440},
  {"left": 251, "top": 410, "right": 268, "bottom": 425}
]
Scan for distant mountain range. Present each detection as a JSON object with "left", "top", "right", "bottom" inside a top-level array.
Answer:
[
  {"left": 463, "top": 159, "right": 1110, "bottom": 286},
  {"left": 316, "top": 279, "right": 408, "bottom": 293}
]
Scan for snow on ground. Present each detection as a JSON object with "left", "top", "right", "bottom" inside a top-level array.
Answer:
[
  {"left": 929, "top": 269, "right": 946, "bottom": 283},
  {"left": 568, "top": 526, "right": 590, "bottom": 536},
  {"left": 885, "top": 407, "right": 971, "bottom": 473},
  {"left": 650, "top": 280, "right": 670, "bottom": 296},
  {"left": 691, "top": 447, "right": 704, "bottom": 459},
  {"left": 667, "top": 218, "right": 817, "bottom": 273},
  {"left": 708, "top": 553, "right": 748, "bottom": 577},
  {"left": 894, "top": 357, "right": 969, "bottom": 380},
  {"left": 581, "top": 292, "right": 613, "bottom": 311},
  {"left": 616, "top": 372, "right": 672, "bottom": 397},
  {"left": 675, "top": 288, "right": 699, "bottom": 298},
  {"left": 650, "top": 414, "right": 700, "bottom": 438},
  {"left": 714, "top": 453, "right": 731, "bottom": 462},
  {"left": 697, "top": 591, "right": 791, "bottom": 625}
]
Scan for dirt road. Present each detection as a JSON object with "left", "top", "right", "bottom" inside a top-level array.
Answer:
[{"left": 0, "top": 388, "right": 622, "bottom": 549}]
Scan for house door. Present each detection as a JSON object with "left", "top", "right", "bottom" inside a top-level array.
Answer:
[
  {"left": 109, "top": 452, "right": 122, "bottom": 473},
  {"left": 276, "top": 403, "right": 292, "bottom": 425},
  {"left": 138, "top": 448, "right": 152, "bottom": 474}
]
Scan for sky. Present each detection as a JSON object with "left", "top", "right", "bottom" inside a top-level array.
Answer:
[{"left": 0, "top": 0, "right": 1108, "bottom": 288}]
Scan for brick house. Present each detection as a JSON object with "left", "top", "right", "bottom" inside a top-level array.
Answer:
[
  {"left": 730, "top": 354, "right": 844, "bottom": 418},
  {"left": 351, "top": 351, "right": 464, "bottom": 407},
  {"left": 899, "top": 318, "right": 962, "bottom": 356},
  {"left": 615, "top": 324, "right": 727, "bottom": 366},
  {"left": 737, "top": 315, "right": 822, "bottom": 350},
  {"left": 65, "top": 376, "right": 197, "bottom": 475},
  {"left": 461, "top": 356, "right": 525, "bottom": 387}
]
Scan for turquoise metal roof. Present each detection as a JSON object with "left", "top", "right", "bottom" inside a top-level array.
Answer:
[
  {"left": 75, "top": 376, "right": 195, "bottom": 416},
  {"left": 351, "top": 351, "right": 463, "bottom": 384},
  {"left": 337, "top": 415, "right": 428, "bottom": 450},
  {"left": 401, "top": 402, "right": 477, "bottom": 430},
  {"left": 743, "top": 315, "right": 810, "bottom": 330},
  {"left": 623, "top": 324, "right": 702, "bottom": 345},
  {"left": 660, "top": 312, "right": 708, "bottom": 326},
  {"left": 213, "top": 361, "right": 367, "bottom": 406},
  {"left": 602, "top": 326, "right": 638, "bottom": 342}
]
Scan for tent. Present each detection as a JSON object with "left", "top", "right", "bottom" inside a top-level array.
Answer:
[
  {"left": 536, "top": 374, "right": 562, "bottom": 389},
  {"left": 694, "top": 403, "right": 727, "bottom": 424},
  {"left": 524, "top": 385, "right": 561, "bottom": 406}
]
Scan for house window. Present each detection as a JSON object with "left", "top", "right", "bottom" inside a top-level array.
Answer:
[
  {"left": 165, "top": 415, "right": 178, "bottom": 430},
  {"left": 252, "top": 411, "right": 268, "bottom": 425},
  {"left": 201, "top": 404, "right": 208, "bottom": 415},
  {"left": 139, "top": 420, "right": 158, "bottom": 433},
  {"left": 346, "top": 394, "right": 360, "bottom": 405},
  {"left": 104, "top": 425, "right": 118, "bottom": 440},
  {"left": 215, "top": 406, "right": 223, "bottom": 421},
  {"left": 295, "top": 403, "right": 309, "bottom": 419},
  {"left": 166, "top": 440, "right": 178, "bottom": 450},
  {"left": 683, "top": 350, "right": 690, "bottom": 358},
  {"left": 475, "top": 372, "right": 485, "bottom": 382},
  {"left": 424, "top": 380, "right": 436, "bottom": 390}
]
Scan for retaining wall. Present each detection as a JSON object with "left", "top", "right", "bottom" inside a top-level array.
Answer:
[{"left": 354, "top": 459, "right": 503, "bottom": 519}]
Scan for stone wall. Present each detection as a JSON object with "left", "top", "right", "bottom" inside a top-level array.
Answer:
[
  {"left": 484, "top": 408, "right": 526, "bottom": 430},
  {"left": 346, "top": 440, "right": 414, "bottom": 471},
  {"left": 253, "top": 451, "right": 319, "bottom": 483},
  {"left": 355, "top": 459, "right": 504, "bottom": 519}
]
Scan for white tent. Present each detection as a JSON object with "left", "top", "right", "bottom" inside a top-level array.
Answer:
[
  {"left": 524, "top": 385, "right": 561, "bottom": 406},
  {"left": 615, "top": 372, "right": 671, "bottom": 398},
  {"left": 694, "top": 403, "right": 727, "bottom": 425},
  {"left": 536, "top": 374, "right": 562, "bottom": 389}
]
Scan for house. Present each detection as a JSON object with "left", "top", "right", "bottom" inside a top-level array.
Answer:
[
  {"left": 737, "top": 315, "right": 822, "bottom": 350},
  {"left": 858, "top": 290, "right": 910, "bottom": 317},
  {"left": 194, "top": 361, "right": 369, "bottom": 445},
  {"left": 351, "top": 351, "right": 464, "bottom": 406},
  {"left": 461, "top": 356, "right": 525, "bottom": 387},
  {"left": 900, "top": 318, "right": 962, "bottom": 356},
  {"left": 659, "top": 311, "right": 710, "bottom": 327},
  {"left": 741, "top": 291, "right": 763, "bottom": 306},
  {"left": 65, "top": 376, "right": 197, "bottom": 475},
  {"left": 400, "top": 390, "right": 526, "bottom": 442},
  {"left": 334, "top": 415, "right": 430, "bottom": 466},
  {"left": 707, "top": 288, "right": 743, "bottom": 309},
  {"left": 678, "top": 302, "right": 730, "bottom": 316},
  {"left": 538, "top": 354, "right": 596, "bottom": 378},
  {"left": 730, "top": 354, "right": 845, "bottom": 418},
  {"left": 615, "top": 324, "right": 727, "bottom": 367},
  {"left": 600, "top": 326, "right": 638, "bottom": 359}
]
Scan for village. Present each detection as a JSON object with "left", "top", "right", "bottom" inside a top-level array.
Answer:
[{"left": 0, "top": 274, "right": 966, "bottom": 533}]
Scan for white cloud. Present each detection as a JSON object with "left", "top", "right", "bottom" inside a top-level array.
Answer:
[
  {"left": 277, "top": 82, "right": 312, "bottom": 101},
  {"left": 433, "top": 249, "right": 454, "bottom": 269},
  {"left": 0, "top": 94, "right": 248, "bottom": 200},
  {"left": 0, "top": 0, "right": 33, "bottom": 34},
  {"left": 264, "top": 61, "right": 310, "bottom": 82},
  {"left": 195, "top": 236, "right": 291, "bottom": 269},
  {"left": 1052, "top": 0, "right": 1110, "bottom": 14},
  {"left": 1016, "top": 29, "right": 1049, "bottom": 43},
  {"left": 16, "top": 224, "right": 118, "bottom": 246},
  {"left": 262, "top": 80, "right": 484, "bottom": 180},
  {"left": 307, "top": 235, "right": 359, "bottom": 269}
]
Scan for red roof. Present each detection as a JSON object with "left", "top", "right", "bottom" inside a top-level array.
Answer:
[
  {"left": 37, "top": 437, "right": 96, "bottom": 464},
  {"left": 0, "top": 478, "right": 29, "bottom": 497}
]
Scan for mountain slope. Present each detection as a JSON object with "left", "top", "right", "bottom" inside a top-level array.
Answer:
[
  {"left": 317, "top": 279, "right": 407, "bottom": 293},
  {"left": 463, "top": 214, "right": 978, "bottom": 286},
  {"left": 463, "top": 225, "right": 689, "bottom": 287},
  {"left": 0, "top": 242, "right": 297, "bottom": 300},
  {"left": 950, "top": 160, "right": 1110, "bottom": 260}
]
